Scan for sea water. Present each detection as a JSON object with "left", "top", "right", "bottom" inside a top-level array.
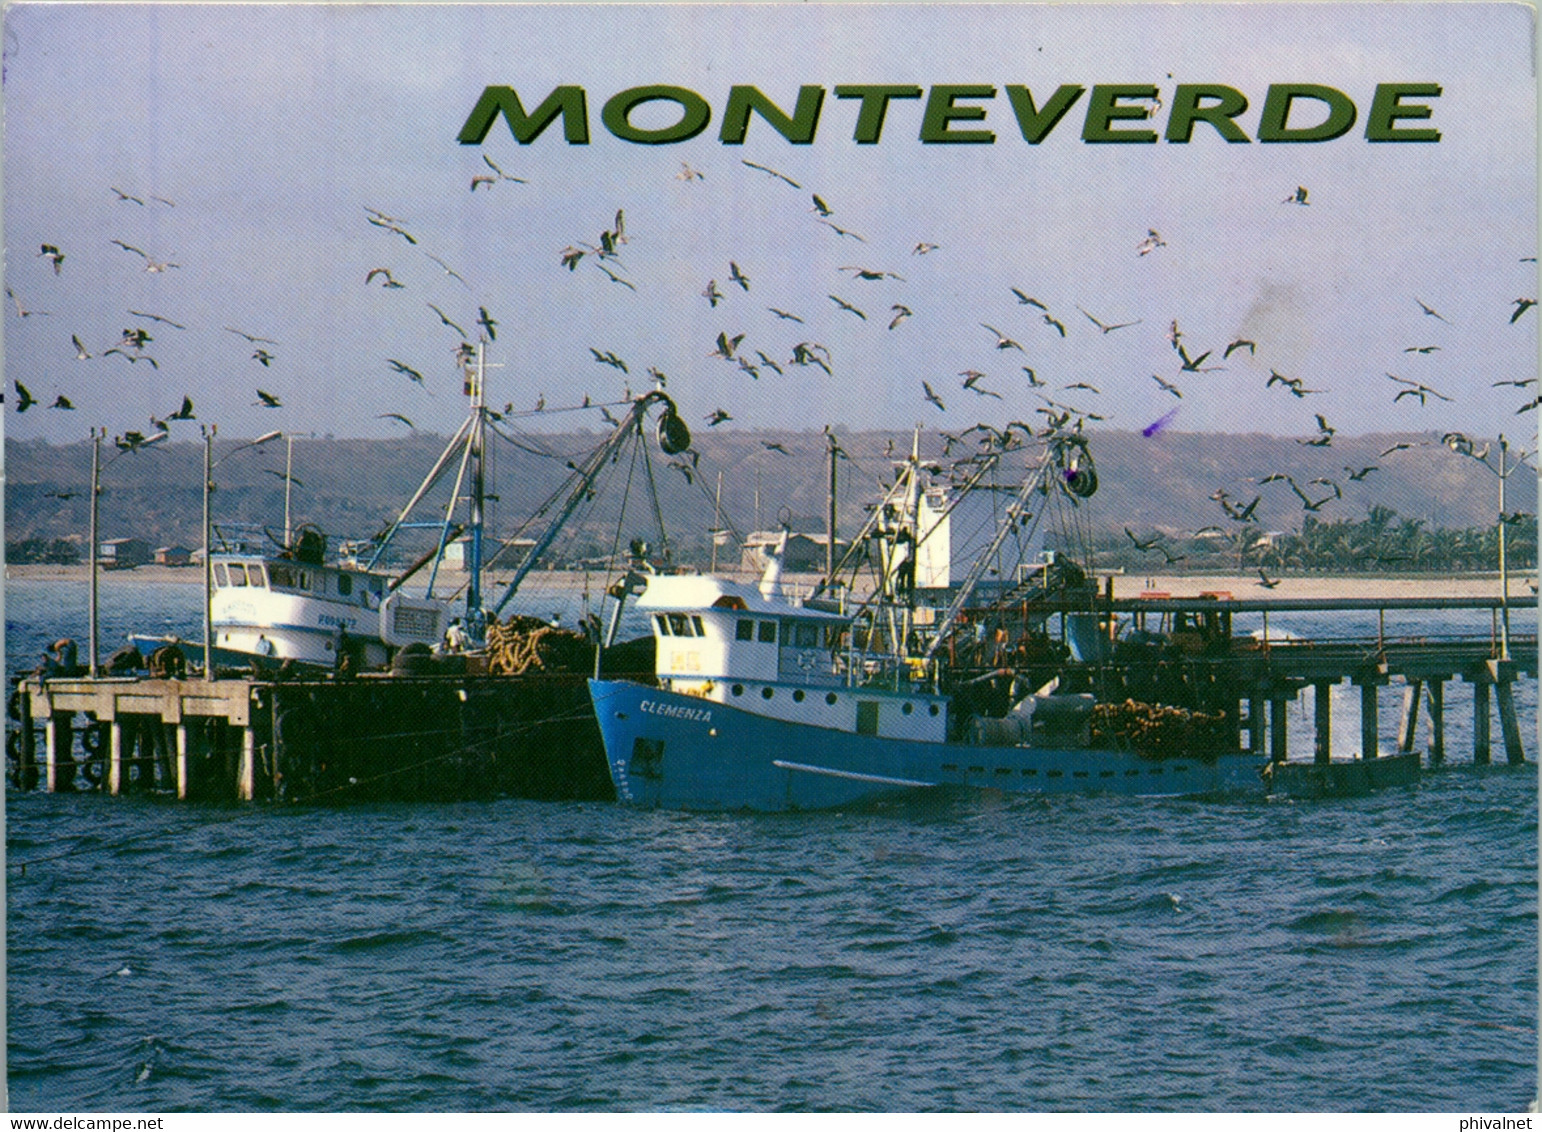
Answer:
[{"left": 5, "top": 579, "right": 1537, "bottom": 1111}]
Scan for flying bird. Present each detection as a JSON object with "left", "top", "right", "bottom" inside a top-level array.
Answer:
[
  {"left": 709, "top": 332, "right": 745, "bottom": 360},
  {"left": 470, "top": 153, "right": 526, "bottom": 190},
  {"left": 225, "top": 326, "right": 277, "bottom": 344},
  {"left": 477, "top": 307, "right": 498, "bottom": 340},
  {"left": 1177, "top": 344, "right": 1221, "bottom": 372},
  {"left": 762, "top": 441, "right": 792, "bottom": 455},
  {"left": 1345, "top": 464, "right": 1379, "bottom": 481},
  {"left": 706, "top": 409, "right": 732, "bottom": 426},
  {"left": 367, "top": 215, "right": 417, "bottom": 244},
  {"left": 1402, "top": 344, "right": 1440, "bottom": 354},
  {"left": 1511, "top": 298, "right": 1537, "bottom": 323},
  {"left": 365, "top": 268, "right": 403, "bottom": 288},
  {"left": 38, "top": 244, "right": 64, "bottom": 274},
  {"left": 7, "top": 287, "right": 49, "bottom": 317},
  {"left": 1223, "top": 339, "right": 1256, "bottom": 358},
  {"left": 14, "top": 381, "right": 36, "bottom": 412},
  {"left": 1379, "top": 442, "right": 1415, "bottom": 457},
  {"left": 741, "top": 159, "right": 800, "bottom": 188},
  {"left": 595, "top": 262, "right": 636, "bottom": 290},
  {"left": 810, "top": 194, "right": 833, "bottom": 217},
  {"left": 729, "top": 262, "right": 750, "bottom": 291},
  {"left": 1282, "top": 185, "right": 1309, "bottom": 205},
  {"left": 427, "top": 304, "right": 467, "bottom": 337},
  {"left": 1077, "top": 306, "right": 1141, "bottom": 335},
  {"left": 677, "top": 162, "right": 705, "bottom": 181},
  {"left": 1150, "top": 374, "right": 1182, "bottom": 398},
  {"left": 1011, "top": 289, "right": 1047, "bottom": 309},
  {"left": 981, "top": 323, "right": 1024, "bottom": 351},
  {"left": 817, "top": 219, "right": 866, "bottom": 241},
  {"left": 254, "top": 390, "right": 282, "bottom": 408},
  {"left": 829, "top": 295, "right": 866, "bottom": 320},
  {"left": 1135, "top": 229, "right": 1166, "bottom": 256},
  {"left": 424, "top": 253, "right": 469, "bottom": 288},
  {"left": 1125, "top": 528, "right": 1161, "bottom": 550},
  {"left": 71, "top": 334, "right": 92, "bottom": 360},
  {"left": 387, "top": 359, "right": 425, "bottom": 386},
  {"left": 921, "top": 381, "right": 946, "bottom": 411},
  {"left": 1266, "top": 370, "right": 1319, "bottom": 397},
  {"left": 767, "top": 307, "right": 804, "bottom": 322},
  {"left": 129, "top": 310, "right": 186, "bottom": 329},
  {"left": 702, "top": 280, "right": 723, "bottom": 308},
  {"left": 1415, "top": 298, "right": 1450, "bottom": 323},
  {"left": 912, "top": 242, "right": 940, "bottom": 255},
  {"left": 252, "top": 348, "right": 274, "bottom": 367},
  {"left": 753, "top": 350, "right": 783, "bottom": 375},
  {"left": 888, "top": 305, "right": 913, "bottom": 330},
  {"left": 110, "top": 187, "right": 145, "bottom": 205},
  {"left": 169, "top": 395, "right": 195, "bottom": 420},
  {"left": 1386, "top": 372, "right": 1453, "bottom": 405},
  {"left": 840, "top": 266, "right": 905, "bottom": 282},
  {"left": 1042, "top": 313, "right": 1066, "bottom": 337},
  {"left": 1256, "top": 568, "right": 1281, "bottom": 590}
]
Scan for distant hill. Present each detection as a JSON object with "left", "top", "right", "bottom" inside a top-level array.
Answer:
[{"left": 6, "top": 429, "right": 1534, "bottom": 568}]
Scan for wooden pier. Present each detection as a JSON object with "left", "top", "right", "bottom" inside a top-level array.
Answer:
[{"left": 7, "top": 593, "right": 1535, "bottom": 803}]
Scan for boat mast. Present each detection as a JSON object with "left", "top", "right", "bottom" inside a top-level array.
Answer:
[{"left": 466, "top": 339, "right": 488, "bottom": 635}]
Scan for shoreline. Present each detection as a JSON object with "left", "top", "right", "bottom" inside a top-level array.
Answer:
[{"left": 5, "top": 563, "right": 1533, "bottom": 602}]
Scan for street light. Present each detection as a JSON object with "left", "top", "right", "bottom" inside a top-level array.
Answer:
[
  {"left": 1444, "top": 430, "right": 1534, "bottom": 660},
  {"left": 87, "top": 427, "right": 169, "bottom": 677},
  {"left": 202, "top": 427, "right": 282, "bottom": 680}
]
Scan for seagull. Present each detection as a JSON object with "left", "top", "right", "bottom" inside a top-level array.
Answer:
[
  {"left": 110, "top": 240, "right": 179, "bottom": 271},
  {"left": 912, "top": 242, "right": 940, "bottom": 255},
  {"left": 817, "top": 219, "right": 866, "bottom": 241},
  {"left": 110, "top": 186, "right": 145, "bottom": 205},
  {"left": 762, "top": 441, "right": 792, "bottom": 455},
  {"left": 1223, "top": 338, "right": 1256, "bottom": 358},
  {"left": 261, "top": 468, "right": 302, "bottom": 486},
  {"left": 706, "top": 409, "right": 732, "bottom": 426},
  {"left": 1042, "top": 313, "right": 1066, "bottom": 337},
  {"left": 102, "top": 348, "right": 157, "bottom": 368},
  {"left": 829, "top": 295, "right": 866, "bottom": 320},
  {"left": 367, "top": 215, "right": 417, "bottom": 244},
  {"left": 477, "top": 307, "right": 498, "bottom": 341},
  {"left": 1282, "top": 185, "right": 1309, "bottom": 205},
  {"left": 1011, "top": 289, "right": 1047, "bottom": 309},
  {"left": 168, "top": 395, "right": 195, "bottom": 420},
  {"left": 1266, "top": 370, "right": 1319, "bottom": 397},
  {"left": 753, "top": 350, "right": 783, "bottom": 375},
  {"left": 729, "top": 262, "right": 750, "bottom": 291},
  {"left": 365, "top": 268, "right": 403, "bottom": 288},
  {"left": 129, "top": 310, "right": 186, "bottom": 329},
  {"left": 1256, "top": 567, "right": 1281, "bottom": 589},
  {"left": 1064, "top": 382, "right": 1102, "bottom": 394},
  {"left": 767, "top": 307, "right": 804, "bottom": 322},
  {"left": 254, "top": 390, "right": 282, "bottom": 408},
  {"left": 1386, "top": 372, "right": 1453, "bottom": 404},
  {"left": 888, "top": 304, "right": 913, "bottom": 330},
  {"left": 840, "top": 266, "right": 905, "bottom": 282},
  {"left": 590, "top": 348, "right": 628, "bottom": 372},
  {"left": 737, "top": 358, "right": 760, "bottom": 380},
  {"left": 225, "top": 327, "right": 276, "bottom": 344},
  {"left": 252, "top": 348, "right": 274, "bottom": 367},
  {"left": 677, "top": 162, "right": 705, "bottom": 181},
  {"left": 809, "top": 193, "right": 833, "bottom": 217},
  {"left": 424, "top": 253, "right": 469, "bottom": 288},
  {"left": 1150, "top": 374, "right": 1182, "bottom": 398},
  {"left": 1177, "top": 344, "right": 1221, "bottom": 372},
  {"left": 427, "top": 304, "right": 467, "bottom": 337},
  {"left": 962, "top": 372, "right": 1002, "bottom": 399},
  {"left": 1077, "top": 306, "right": 1141, "bottom": 334},
  {"left": 7, "top": 287, "right": 49, "bottom": 317},
  {"left": 14, "top": 381, "right": 36, "bottom": 412},
  {"left": 1345, "top": 465, "right": 1378, "bottom": 481},
  {"left": 387, "top": 359, "right": 425, "bottom": 386},
  {"left": 1402, "top": 344, "right": 1440, "bottom": 354},
  {"left": 1135, "top": 229, "right": 1166, "bottom": 256},
  {"left": 559, "top": 246, "right": 586, "bottom": 271},
  {"left": 1379, "top": 442, "right": 1415, "bottom": 457},
  {"left": 1416, "top": 298, "right": 1450, "bottom": 323},
  {"left": 1125, "top": 528, "right": 1161, "bottom": 550},
  {"left": 470, "top": 153, "right": 527, "bottom": 190},
  {"left": 922, "top": 381, "right": 946, "bottom": 411},
  {"left": 1167, "top": 319, "right": 1183, "bottom": 349},
  {"left": 595, "top": 263, "right": 636, "bottom": 290},
  {"left": 790, "top": 342, "right": 832, "bottom": 375},
  {"left": 38, "top": 244, "right": 64, "bottom": 274},
  {"left": 981, "top": 322, "right": 1024, "bottom": 351},
  {"left": 702, "top": 280, "right": 723, "bottom": 308},
  {"left": 71, "top": 334, "right": 92, "bottom": 360},
  {"left": 709, "top": 332, "right": 744, "bottom": 360},
  {"left": 1511, "top": 298, "right": 1537, "bottom": 323},
  {"left": 741, "top": 159, "right": 800, "bottom": 188}
]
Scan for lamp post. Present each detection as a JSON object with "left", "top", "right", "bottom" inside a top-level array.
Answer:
[
  {"left": 202, "top": 427, "right": 282, "bottom": 680},
  {"left": 1445, "top": 430, "right": 1533, "bottom": 662},
  {"left": 88, "top": 429, "right": 102, "bottom": 677}
]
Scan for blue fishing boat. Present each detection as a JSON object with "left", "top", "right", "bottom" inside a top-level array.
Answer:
[{"left": 590, "top": 431, "right": 1272, "bottom": 811}]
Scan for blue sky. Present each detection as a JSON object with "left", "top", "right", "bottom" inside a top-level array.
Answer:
[{"left": 3, "top": 3, "right": 1536, "bottom": 445}]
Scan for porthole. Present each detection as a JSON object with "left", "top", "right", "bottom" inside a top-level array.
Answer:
[
  {"left": 825, "top": 692, "right": 838, "bottom": 706},
  {"left": 902, "top": 702, "right": 914, "bottom": 715},
  {"left": 792, "top": 689, "right": 805, "bottom": 703},
  {"left": 731, "top": 684, "right": 744, "bottom": 696},
  {"left": 928, "top": 704, "right": 940, "bottom": 716},
  {"left": 762, "top": 686, "right": 775, "bottom": 700}
]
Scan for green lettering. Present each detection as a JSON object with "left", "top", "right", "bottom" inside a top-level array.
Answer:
[
  {"left": 1003, "top": 85, "right": 1084, "bottom": 143},
  {"left": 919, "top": 85, "right": 996, "bottom": 143},
  {"left": 1165, "top": 84, "right": 1250, "bottom": 143},
  {"left": 1257, "top": 84, "right": 1356, "bottom": 142},
  {"left": 602, "top": 86, "right": 712, "bottom": 145},
  {"left": 1082, "top": 85, "right": 1158, "bottom": 143},
  {"left": 834, "top": 85, "right": 923, "bottom": 144},
  {"left": 457, "top": 85, "right": 589, "bottom": 145},
  {"left": 719, "top": 86, "right": 826, "bottom": 144},
  {"left": 1365, "top": 83, "right": 1441, "bottom": 142}
]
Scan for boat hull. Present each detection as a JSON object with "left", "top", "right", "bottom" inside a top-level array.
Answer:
[{"left": 590, "top": 679, "right": 1271, "bottom": 811}]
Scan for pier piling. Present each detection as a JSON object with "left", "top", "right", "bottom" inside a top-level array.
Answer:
[
  {"left": 1355, "top": 670, "right": 1388, "bottom": 760},
  {"left": 1314, "top": 681, "right": 1334, "bottom": 765},
  {"left": 1397, "top": 679, "right": 1423, "bottom": 754}
]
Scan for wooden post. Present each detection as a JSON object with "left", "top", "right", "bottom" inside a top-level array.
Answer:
[
  {"left": 18, "top": 695, "right": 38, "bottom": 791},
  {"left": 1269, "top": 695, "right": 1290, "bottom": 763},
  {"left": 1397, "top": 679, "right": 1423, "bottom": 753},
  {"left": 44, "top": 714, "right": 59, "bottom": 792},
  {"left": 1473, "top": 680, "right": 1492, "bottom": 765},
  {"left": 176, "top": 723, "right": 189, "bottom": 800},
  {"left": 1495, "top": 681, "right": 1525, "bottom": 764},
  {"left": 1313, "top": 682, "right": 1332, "bottom": 764},
  {"left": 239, "top": 726, "right": 256, "bottom": 801},
  {"left": 1426, "top": 680, "right": 1446, "bottom": 766},
  {"left": 1358, "top": 680, "right": 1379, "bottom": 760},
  {"left": 1248, "top": 695, "right": 1265, "bottom": 754},
  {"left": 108, "top": 720, "right": 124, "bottom": 794}
]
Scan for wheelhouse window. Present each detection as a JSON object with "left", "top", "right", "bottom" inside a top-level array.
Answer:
[
  {"left": 269, "top": 563, "right": 298, "bottom": 591},
  {"left": 337, "top": 573, "right": 353, "bottom": 597},
  {"left": 655, "top": 614, "right": 671, "bottom": 636},
  {"left": 214, "top": 563, "right": 229, "bottom": 588},
  {"left": 247, "top": 563, "right": 267, "bottom": 588},
  {"left": 736, "top": 619, "right": 754, "bottom": 641},
  {"left": 692, "top": 615, "right": 706, "bottom": 636},
  {"left": 229, "top": 564, "right": 248, "bottom": 587},
  {"left": 758, "top": 621, "right": 777, "bottom": 644},
  {"left": 667, "top": 613, "right": 694, "bottom": 637},
  {"left": 794, "top": 622, "right": 820, "bottom": 648}
]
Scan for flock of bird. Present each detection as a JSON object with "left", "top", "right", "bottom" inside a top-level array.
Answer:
[{"left": 9, "top": 156, "right": 1537, "bottom": 590}]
